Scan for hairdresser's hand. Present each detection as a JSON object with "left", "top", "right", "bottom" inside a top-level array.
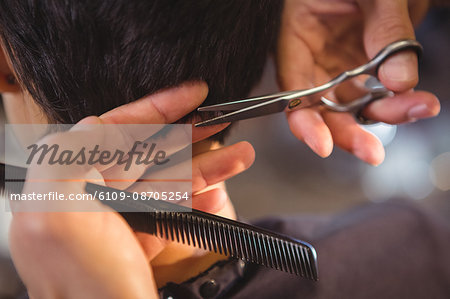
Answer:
[
  {"left": 9, "top": 82, "right": 254, "bottom": 298},
  {"left": 277, "top": 0, "right": 440, "bottom": 165}
]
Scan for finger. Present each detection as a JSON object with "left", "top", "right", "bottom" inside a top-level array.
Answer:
[
  {"left": 286, "top": 108, "right": 333, "bottom": 158},
  {"left": 323, "top": 111, "right": 385, "bottom": 165},
  {"left": 23, "top": 118, "right": 106, "bottom": 191},
  {"left": 77, "top": 82, "right": 222, "bottom": 190},
  {"left": 191, "top": 141, "right": 255, "bottom": 192},
  {"left": 134, "top": 188, "right": 228, "bottom": 262},
  {"left": 277, "top": 26, "right": 315, "bottom": 90},
  {"left": 358, "top": 0, "right": 418, "bottom": 92},
  {"left": 100, "top": 81, "right": 209, "bottom": 124},
  {"left": 192, "top": 122, "right": 230, "bottom": 143},
  {"left": 101, "top": 125, "right": 193, "bottom": 190},
  {"left": 102, "top": 117, "right": 231, "bottom": 189},
  {"left": 277, "top": 16, "right": 336, "bottom": 157},
  {"left": 93, "top": 122, "right": 231, "bottom": 190},
  {"left": 71, "top": 118, "right": 159, "bottom": 178},
  {"left": 180, "top": 188, "right": 229, "bottom": 217},
  {"left": 363, "top": 90, "right": 440, "bottom": 123},
  {"left": 334, "top": 76, "right": 370, "bottom": 103},
  {"left": 126, "top": 141, "right": 254, "bottom": 202},
  {"left": 192, "top": 188, "right": 228, "bottom": 214}
]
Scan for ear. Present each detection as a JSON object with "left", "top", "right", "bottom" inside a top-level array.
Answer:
[{"left": 0, "top": 47, "right": 20, "bottom": 93}]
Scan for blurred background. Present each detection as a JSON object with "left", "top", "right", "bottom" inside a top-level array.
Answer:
[{"left": 0, "top": 6, "right": 449, "bottom": 299}]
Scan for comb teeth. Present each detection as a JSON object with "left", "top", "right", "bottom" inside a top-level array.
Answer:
[
  {"left": 153, "top": 211, "right": 318, "bottom": 280},
  {"left": 0, "top": 164, "right": 318, "bottom": 281}
]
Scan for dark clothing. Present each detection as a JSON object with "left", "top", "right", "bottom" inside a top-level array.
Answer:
[
  {"left": 13, "top": 200, "right": 450, "bottom": 298},
  {"left": 160, "top": 200, "right": 450, "bottom": 299}
]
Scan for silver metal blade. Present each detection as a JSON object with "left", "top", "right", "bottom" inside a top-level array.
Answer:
[
  {"left": 197, "top": 91, "right": 293, "bottom": 112},
  {"left": 195, "top": 99, "right": 288, "bottom": 127}
]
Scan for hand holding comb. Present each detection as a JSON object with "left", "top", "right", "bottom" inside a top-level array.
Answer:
[{"left": 1, "top": 162, "right": 318, "bottom": 280}]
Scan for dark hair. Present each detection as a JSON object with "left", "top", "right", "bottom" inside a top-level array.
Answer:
[{"left": 0, "top": 0, "right": 282, "bottom": 140}]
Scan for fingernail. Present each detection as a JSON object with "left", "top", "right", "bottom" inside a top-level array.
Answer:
[
  {"left": 407, "top": 104, "right": 434, "bottom": 120},
  {"left": 353, "top": 148, "right": 368, "bottom": 164},
  {"left": 304, "top": 136, "right": 332, "bottom": 158},
  {"left": 354, "top": 148, "right": 384, "bottom": 166},
  {"left": 380, "top": 52, "right": 417, "bottom": 83}
]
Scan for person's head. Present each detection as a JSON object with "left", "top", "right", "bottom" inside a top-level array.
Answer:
[{"left": 0, "top": 0, "right": 282, "bottom": 139}]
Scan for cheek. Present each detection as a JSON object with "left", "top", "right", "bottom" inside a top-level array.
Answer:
[
  {"left": 3, "top": 92, "right": 49, "bottom": 148},
  {"left": 3, "top": 91, "right": 48, "bottom": 124}
]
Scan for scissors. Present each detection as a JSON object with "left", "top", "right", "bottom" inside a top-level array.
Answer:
[{"left": 195, "top": 39, "right": 423, "bottom": 127}]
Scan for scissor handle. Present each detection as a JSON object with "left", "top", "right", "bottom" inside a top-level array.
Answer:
[
  {"left": 321, "top": 85, "right": 394, "bottom": 124},
  {"left": 285, "top": 39, "right": 423, "bottom": 111},
  {"left": 322, "top": 40, "right": 422, "bottom": 117},
  {"left": 321, "top": 39, "right": 423, "bottom": 94},
  {"left": 343, "top": 39, "right": 423, "bottom": 78}
]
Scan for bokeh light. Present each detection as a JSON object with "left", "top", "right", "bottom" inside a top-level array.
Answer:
[
  {"left": 363, "top": 123, "right": 397, "bottom": 146},
  {"left": 429, "top": 152, "right": 450, "bottom": 191}
]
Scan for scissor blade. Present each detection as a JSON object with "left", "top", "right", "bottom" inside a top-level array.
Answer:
[
  {"left": 195, "top": 99, "right": 288, "bottom": 127},
  {"left": 197, "top": 91, "right": 293, "bottom": 112}
]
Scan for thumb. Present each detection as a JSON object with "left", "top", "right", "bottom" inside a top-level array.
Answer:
[{"left": 358, "top": 0, "right": 418, "bottom": 92}]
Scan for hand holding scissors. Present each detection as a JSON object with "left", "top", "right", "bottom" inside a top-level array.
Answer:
[
  {"left": 275, "top": 0, "right": 440, "bottom": 165},
  {"left": 196, "top": 40, "right": 422, "bottom": 126},
  {"left": 197, "top": 38, "right": 440, "bottom": 165}
]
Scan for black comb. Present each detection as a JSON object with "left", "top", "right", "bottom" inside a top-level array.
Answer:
[{"left": 1, "top": 163, "right": 318, "bottom": 280}]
